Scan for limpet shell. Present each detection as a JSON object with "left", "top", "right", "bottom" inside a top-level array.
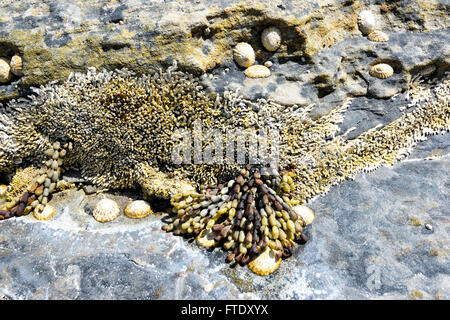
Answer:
[
  {"left": 93, "top": 198, "right": 120, "bottom": 222},
  {"left": 0, "top": 58, "right": 12, "bottom": 83},
  {"left": 367, "top": 30, "right": 389, "bottom": 42},
  {"left": 244, "top": 65, "right": 271, "bottom": 78},
  {"left": 261, "top": 27, "right": 281, "bottom": 52},
  {"left": 357, "top": 10, "right": 376, "bottom": 35},
  {"left": 196, "top": 229, "right": 217, "bottom": 248},
  {"left": 10, "top": 55, "right": 23, "bottom": 76},
  {"left": 264, "top": 61, "right": 273, "bottom": 68},
  {"left": 34, "top": 204, "right": 55, "bottom": 220},
  {"left": 233, "top": 42, "right": 255, "bottom": 68},
  {"left": 369, "top": 63, "right": 394, "bottom": 79},
  {"left": 124, "top": 200, "right": 152, "bottom": 219},
  {"left": 292, "top": 205, "right": 315, "bottom": 225},
  {"left": 248, "top": 248, "right": 281, "bottom": 276}
]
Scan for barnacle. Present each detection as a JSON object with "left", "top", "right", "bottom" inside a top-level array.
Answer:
[{"left": 0, "top": 60, "right": 448, "bottom": 275}]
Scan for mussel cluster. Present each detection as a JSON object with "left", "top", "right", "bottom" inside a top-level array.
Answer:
[
  {"left": 0, "top": 141, "right": 67, "bottom": 220},
  {"left": 163, "top": 165, "right": 308, "bottom": 274}
]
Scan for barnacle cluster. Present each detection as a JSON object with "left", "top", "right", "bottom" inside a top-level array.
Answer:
[
  {"left": 166, "top": 75, "right": 449, "bottom": 274},
  {"left": 0, "top": 63, "right": 243, "bottom": 191},
  {"left": 0, "top": 60, "right": 448, "bottom": 274}
]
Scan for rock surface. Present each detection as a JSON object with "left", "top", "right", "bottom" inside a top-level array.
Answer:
[
  {"left": 0, "top": 134, "right": 448, "bottom": 300},
  {"left": 1, "top": 0, "right": 449, "bottom": 100},
  {"left": 0, "top": 0, "right": 449, "bottom": 300}
]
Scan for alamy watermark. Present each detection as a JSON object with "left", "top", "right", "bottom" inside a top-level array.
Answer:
[{"left": 171, "top": 119, "right": 280, "bottom": 175}]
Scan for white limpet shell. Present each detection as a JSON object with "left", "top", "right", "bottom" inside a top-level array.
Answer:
[
  {"left": 244, "top": 65, "right": 271, "bottom": 78},
  {"left": 10, "top": 55, "right": 23, "bottom": 76},
  {"left": 93, "top": 198, "right": 120, "bottom": 222},
  {"left": 34, "top": 204, "right": 55, "bottom": 220},
  {"left": 0, "top": 58, "right": 12, "bottom": 83},
  {"left": 292, "top": 205, "right": 315, "bottom": 225},
  {"left": 369, "top": 63, "right": 394, "bottom": 79},
  {"left": 233, "top": 42, "right": 255, "bottom": 68},
  {"left": 357, "top": 10, "right": 376, "bottom": 35},
  {"left": 367, "top": 30, "right": 389, "bottom": 42},
  {"left": 261, "top": 27, "right": 282, "bottom": 52},
  {"left": 124, "top": 200, "right": 152, "bottom": 219}
]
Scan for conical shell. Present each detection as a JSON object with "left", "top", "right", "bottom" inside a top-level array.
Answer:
[
  {"left": 248, "top": 248, "right": 281, "bottom": 276},
  {"left": 10, "top": 55, "right": 23, "bottom": 76},
  {"left": 233, "top": 42, "right": 255, "bottom": 68},
  {"left": 244, "top": 65, "right": 271, "bottom": 78},
  {"left": 369, "top": 63, "right": 394, "bottom": 79},
  {"left": 124, "top": 200, "right": 152, "bottom": 219},
  {"left": 261, "top": 27, "right": 281, "bottom": 52},
  {"left": 358, "top": 10, "right": 376, "bottom": 35},
  {"left": 93, "top": 198, "right": 120, "bottom": 222},
  {"left": 34, "top": 204, "right": 55, "bottom": 220},
  {"left": 0, "top": 58, "right": 12, "bottom": 83},
  {"left": 367, "top": 30, "right": 389, "bottom": 42}
]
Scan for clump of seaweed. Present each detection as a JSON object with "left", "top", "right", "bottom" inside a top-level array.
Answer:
[{"left": 0, "top": 62, "right": 448, "bottom": 274}]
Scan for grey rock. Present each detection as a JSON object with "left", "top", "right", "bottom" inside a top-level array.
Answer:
[{"left": 0, "top": 135, "right": 448, "bottom": 300}]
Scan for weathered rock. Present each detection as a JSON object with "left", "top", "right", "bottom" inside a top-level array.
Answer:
[
  {"left": 0, "top": 0, "right": 448, "bottom": 300},
  {"left": 0, "top": 134, "right": 447, "bottom": 299},
  {"left": 1, "top": 0, "right": 448, "bottom": 100}
]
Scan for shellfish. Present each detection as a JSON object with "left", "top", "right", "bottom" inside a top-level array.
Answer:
[
  {"left": 370, "top": 63, "right": 394, "bottom": 79},
  {"left": 357, "top": 10, "right": 376, "bottom": 35},
  {"left": 0, "top": 58, "right": 12, "bottom": 83},
  {"left": 248, "top": 247, "right": 282, "bottom": 276},
  {"left": 292, "top": 205, "right": 315, "bottom": 225},
  {"left": 93, "top": 198, "right": 120, "bottom": 222},
  {"left": 367, "top": 30, "right": 389, "bottom": 42},
  {"left": 261, "top": 27, "right": 281, "bottom": 52},
  {"left": 10, "top": 55, "right": 23, "bottom": 76},
  {"left": 33, "top": 204, "right": 55, "bottom": 220},
  {"left": 244, "top": 65, "right": 271, "bottom": 78},
  {"left": 124, "top": 200, "right": 152, "bottom": 219},
  {"left": 233, "top": 42, "right": 255, "bottom": 68}
]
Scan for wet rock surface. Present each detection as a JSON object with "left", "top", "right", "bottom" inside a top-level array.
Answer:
[
  {"left": 0, "top": 134, "right": 448, "bottom": 300},
  {"left": 0, "top": 0, "right": 449, "bottom": 300},
  {"left": 0, "top": 0, "right": 449, "bottom": 100}
]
